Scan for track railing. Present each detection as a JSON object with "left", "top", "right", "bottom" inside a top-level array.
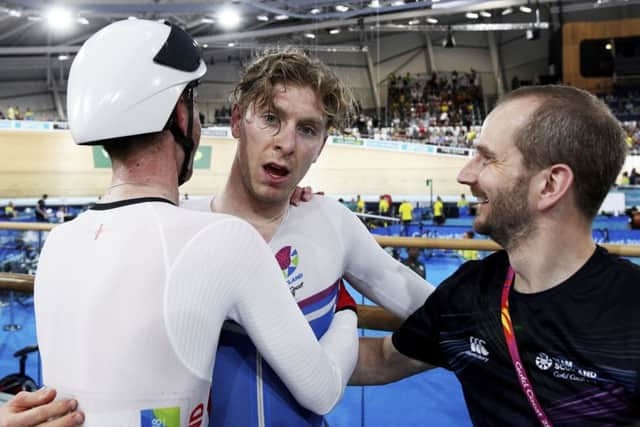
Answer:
[{"left": 2, "top": 221, "right": 639, "bottom": 331}]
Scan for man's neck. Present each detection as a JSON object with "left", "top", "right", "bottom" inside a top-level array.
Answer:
[
  {"left": 102, "top": 140, "right": 181, "bottom": 205},
  {"left": 214, "top": 182, "right": 289, "bottom": 242},
  {"left": 101, "top": 181, "right": 179, "bottom": 205},
  {"left": 507, "top": 222, "right": 596, "bottom": 294}
]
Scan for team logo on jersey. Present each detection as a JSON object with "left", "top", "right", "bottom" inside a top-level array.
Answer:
[
  {"left": 465, "top": 336, "right": 489, "bottom": 362},
  {"left": 140, "top": 406, "right": 180, "bottom": 427},
  {"left": 275, "top": 246, "right": 299, "bottom": 278},
  {"left": 535, "top": 352, "right": 553, "bottom": 371},
  {"left": 274, "top": 245, "right": 304, "bottom": 294},
  {"left": 534, "top": 352, "right": 598, "bottom": 383}
]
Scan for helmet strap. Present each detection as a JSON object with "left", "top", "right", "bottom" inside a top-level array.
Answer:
[{"left": 168, "top": 86, "right": 197, "bottom": 185}]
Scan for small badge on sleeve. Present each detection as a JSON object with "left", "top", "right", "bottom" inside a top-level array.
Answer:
[{"left": 140, "top": 406, "right": 180, "bottom": 427}]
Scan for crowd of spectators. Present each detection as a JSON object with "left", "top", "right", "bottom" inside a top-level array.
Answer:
[
  {"left": 0, "top": 106, "right": 35, "bottom": 121},
  {"left": 386, "top": 70, "right": 483, "bottom": 135},
  {"left": 619, "top": 168, "right": 640, "bottom": 186},
  {"left": 339, "top": 70, "right": 484, "bottom": 148},
  {"left": 621, "top": 121, "right": 640, "bottom": 155},
  {"left": 599, "top": 87, "right": 640, "bottom": 155},
  {"left": 602, "top": 88, "right": 640, "bottom": 121}
]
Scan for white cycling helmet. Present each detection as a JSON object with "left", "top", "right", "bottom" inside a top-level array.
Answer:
[{"left": 67, "top": 19, "right": 206, "bottom": 183}]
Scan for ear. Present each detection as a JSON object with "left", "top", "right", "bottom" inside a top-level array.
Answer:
[
  {"left": 533, "top": 164, "right": 574, "bottom": 212},
  {"left": 231, "top": 104, "right": 243, "bottom": 139},
  {"left": 173, "top": 96, "right": 189, "bottom": 135}
]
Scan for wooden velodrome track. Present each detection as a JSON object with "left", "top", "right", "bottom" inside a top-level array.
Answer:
[
  {"left": 2, "top": 221, "right": 639, "bottom": 331},
  {"left": 0, "top": 128, "right": 471, "bottom": 198}
]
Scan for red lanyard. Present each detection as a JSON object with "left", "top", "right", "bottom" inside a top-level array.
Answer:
[{"left": 501, "top": 266, "right": 554, "bottom": 427}]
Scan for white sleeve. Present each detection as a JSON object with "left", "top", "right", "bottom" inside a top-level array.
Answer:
[
  {"left": 227, "top": 220, "right": 358, "bottom": 415},
  {"left": 335, "top": 203, "right": 435, "bottom": 319}
]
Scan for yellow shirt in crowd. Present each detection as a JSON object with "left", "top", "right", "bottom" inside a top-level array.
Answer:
[
  {"left": 398, "top": 202, "right": 413, "bottom": 221},
  {"left": 433, "top": 200, "right": 443, "bottom": 217}
]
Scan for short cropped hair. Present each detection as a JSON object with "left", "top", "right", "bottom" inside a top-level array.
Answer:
[
  {"left": 232, "top": 49, "right": 354, "bottom": 132},
  {"left": 499, "top": 85, "right": 627, "bottom": 220}
]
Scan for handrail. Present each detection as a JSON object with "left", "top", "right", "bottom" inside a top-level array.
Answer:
[
  {"left": 2, "top": 222, "right": 639, "bottom": 331},
  {"left": 0, "top": 272, "right": 403, "bottom": 331},
  {"left": 0, "top": 272, "right": 34, "bottom": 293},
  {"left": 0, "top": 221, "right": 55, "bottom": 231},
  {"left": 3, "top": 221, "right": 639, "bottom": 256}
]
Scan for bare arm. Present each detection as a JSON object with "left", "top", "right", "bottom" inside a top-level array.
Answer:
[
  {"left": 0, "top": 388, "right": 84, "bottom": 427},
  {"left": 349, "top": 336, "right": 432, "bottom": 385}
]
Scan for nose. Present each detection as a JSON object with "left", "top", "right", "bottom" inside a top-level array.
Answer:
[
  {"left": 273, "top": 122, "right": 296, "bottom": 155},
  {"left": 457, "top": 157, "right": 478, "bottom": 185}
]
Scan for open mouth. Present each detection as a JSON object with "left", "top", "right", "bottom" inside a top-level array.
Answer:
[{"left": 264, "top": 163, "right": 290, "bottom": 177}]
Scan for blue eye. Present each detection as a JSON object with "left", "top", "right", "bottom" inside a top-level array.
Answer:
[
  {"left": 300, "top": 126, "right": 317, "bottom": 137},
  {"left": 263, "top": 113, "right": 279, "bottom": 125}
]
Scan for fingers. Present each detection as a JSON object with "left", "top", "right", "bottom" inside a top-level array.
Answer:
[
  {"left": 10, "top": 389, "right": 56, "bottom": 411},
  {"left": 290, "top": 186, "right": 320, "bottom": 206},
  {"left": 40, "top": 410, "right": 84, "bottom": 427},
  {"left": 10, "top": 395, "right": 82, "bottom": 427},
  {"left": 289, "top": 186, "right": 302, "bottom": 206},
  {"left": 301, "top": 186, "right": 314, "bottom": 201}
]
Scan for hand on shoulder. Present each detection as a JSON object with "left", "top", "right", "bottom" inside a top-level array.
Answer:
[{"left": 0, "top": 388, "right": 84, "bottom": 427}]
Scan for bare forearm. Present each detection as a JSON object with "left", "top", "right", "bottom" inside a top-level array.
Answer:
[
  {"left": 350, "top": 336, "right": 432, "bottom": 385},
  {"left": 350, "top": 337, "right": 389, "bottom": 385}
]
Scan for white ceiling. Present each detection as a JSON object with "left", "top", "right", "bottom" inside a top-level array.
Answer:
[{"left": 0, "top": 0, "right": 637, "bottom": 80}]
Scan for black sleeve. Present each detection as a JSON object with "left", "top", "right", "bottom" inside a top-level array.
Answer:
[
  {"left": 391, "top": 256, "right": 496, "bottom": 368},
  {"left": 392, "top": 288, "right": 444, "bottom": 366}
]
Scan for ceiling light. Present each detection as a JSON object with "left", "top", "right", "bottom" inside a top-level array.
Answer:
[
  {"left": 519, "top": 5, "right": 532, "bottom": 13},
  {"left": 335, "top": 5, "right": 349, "bottom": 12},
  {"left": 202, "top": 43, "right": 209, "bottom": 48},
  {"left": 256, "top": 15, "right": 269, "bottom": 21},
  {"left": 426, "top": 17, "right": 438, "bottom": 24},
  {"left": 77, "top": 16, "right": 89, "bottom": 25},
  {"left": 304, "top": 32, "right": 316, "bottom": 39},
  {"left": 392, "top": 0, "right": 405, "bottom": 5},
  {"left": 369, "top": 0, "right": 381, "bottom": 7},
  {"left": 57, "top": 54, "right": 69, "bottom": 61},
  {"left": 201, "top": 17, "right": 214, "bottom": 24},
  {"left": 310, "top": 8, "right": 321, "bottom": 14},
  {"left": 45, "top": 7, "right": 74, "bottom": 31},
  {"left": 329, "top": 28, "right": 341, "bottom": 35},
  {"left": 227, "top": 42, "right": 235, "bottom": 47},
  {"left": 218, "top": 8, "right": 241, "bottom": 30},
  {"left": 501, "top": 7, "right": 513, "bottom": 15},
  {"left": 465, "top": 12, "right": 479, "bottom": 19},
  {"left": 408, "top": 19, "right": 420, "bottom": 25},
  {"left": 480, "top": 11, "right": 492, "bottom": 18},
  {"left": 275, "top": 14, "right": 289, "bottom": 20},
  {"left": 27, "top": 15, "right": 43, "bottom": 21},
  {"left": 8, "top": 9, "right": 21, "bottom": 18},
  {"left": 605, "top": 42, "right": 612, "bottom": 50}
]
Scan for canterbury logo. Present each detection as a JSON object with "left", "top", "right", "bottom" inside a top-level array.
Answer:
[{"left": 469, "top": 336, "right": 489, "bottom": 356}]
